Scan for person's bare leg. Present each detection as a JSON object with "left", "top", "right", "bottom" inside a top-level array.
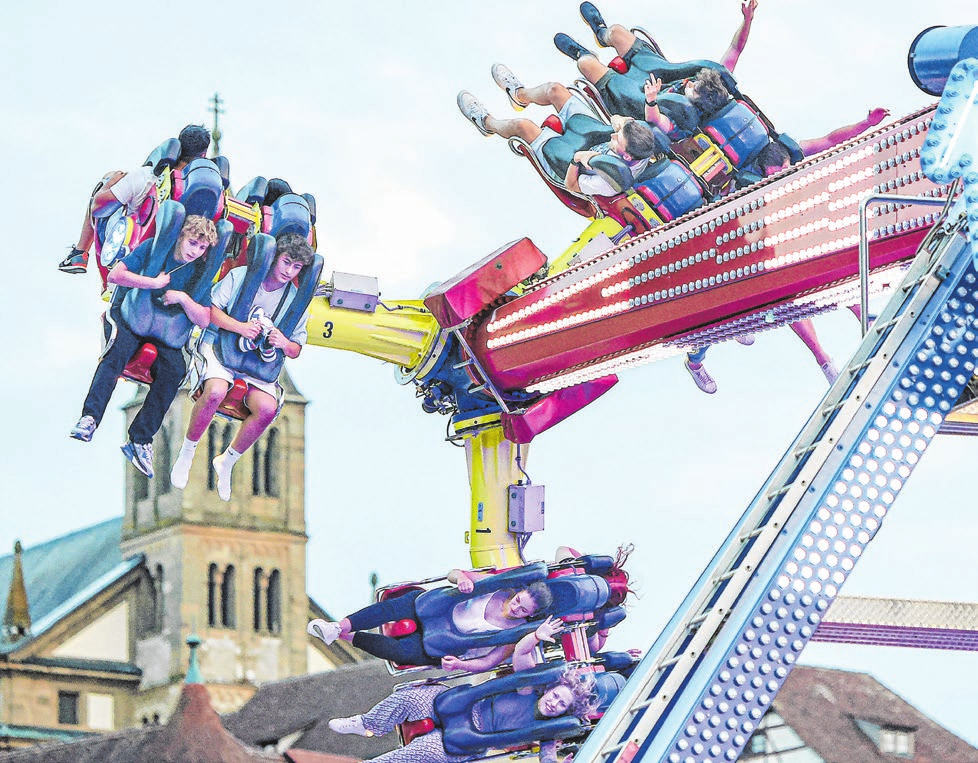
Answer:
[
  {"left": 515, "top": 81, "right": 574, "bottom": 110},
  {"left": 577, "top": 54, "right": 612, "bottom": 86},
  {"left": 483, "top": 115, "right": 543, "bottom": 143},
  {"left": 170, "top": 378, "right": 230, "bottom": 489},
  {"left": 228, "top": 388, "right": 278, "bottom": 453},
  {"left": 73, "top": 206, "right": 96, "bottom": 253},
  {"left": 605, "top": 24, "right": 638, "bottom": 58},
  {"left": 790, "top": 319, "right": 831, "bottom": 366}
]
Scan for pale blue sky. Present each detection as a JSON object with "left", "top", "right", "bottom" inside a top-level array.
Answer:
[{"left": 2, "top": 0, "right": 977, "bottom": 746}]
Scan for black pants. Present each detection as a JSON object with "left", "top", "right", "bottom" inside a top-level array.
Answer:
[
  {"left": 347, "top": 590, "right": 436, "bottom": 665},
  {"left": 81, "top": 316, "right": 186, "bottom": 445}
]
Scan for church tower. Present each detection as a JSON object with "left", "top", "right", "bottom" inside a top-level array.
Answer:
[{"left": 120, "top": 370, "right": 311, "bottom": 719}]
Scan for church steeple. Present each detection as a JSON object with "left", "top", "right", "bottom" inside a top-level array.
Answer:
[
  {"left": 119, "top": 367, "right": 312, "bottom": 717},
  {"left": 3, "top": 540, "right": 31, "bottom": 639}
]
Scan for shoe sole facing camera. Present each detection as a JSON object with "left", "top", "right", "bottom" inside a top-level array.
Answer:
[
  {"left": 121, "top": 442, "right": 154, "bottom": 479},
  {"left": 579, "top": 2, "right": 610, "bottom": 47}
]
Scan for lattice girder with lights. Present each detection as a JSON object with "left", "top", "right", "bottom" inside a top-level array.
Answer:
[{"left": 571, "top": 211, "right": 977, "bottom": 763}]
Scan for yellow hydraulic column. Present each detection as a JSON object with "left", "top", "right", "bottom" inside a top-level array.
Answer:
[{"left": 456, "top": 414, "right": 527, "bottom": 570}]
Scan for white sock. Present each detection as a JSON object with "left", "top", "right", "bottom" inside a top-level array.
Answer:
[
  {"left": 213, "top": 447, "right": 242, "bottom": 502},
  {"left": 170, "top": 438, "right": 199, "bottom": 489}
]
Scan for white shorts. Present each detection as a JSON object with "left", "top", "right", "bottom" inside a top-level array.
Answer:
[
  {"left": 529, "top": 94, "right": 595, "bottom": 181},
  {"left": 198, "top": 341, "right": 280, "bottom": 400}
]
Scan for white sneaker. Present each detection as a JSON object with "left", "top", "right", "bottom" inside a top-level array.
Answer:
[
  {"left": 328, "top": 715, "right": 371, "bottom": 736},
  {"left": 685, "top": 358, "right": 717, "bottom": 394},
  {"left": 491, "top": 63, "right": 527, "bottom": 111},
  {"left": 457, "top": 91, "right": 492, "bottom": 136},
  {"left": 307, "top": 618, "right": 341, "bottom": 645},
  {"left": 821, "top": 360, "right": 840, "bottom": 385}
]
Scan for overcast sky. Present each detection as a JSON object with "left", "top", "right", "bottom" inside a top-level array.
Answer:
[{"left": 2, "top": 0, "right": 977, "bottom": 746}]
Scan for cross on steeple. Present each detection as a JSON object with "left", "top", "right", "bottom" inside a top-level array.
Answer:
[{"left": 209, "top": 93, "right": 224, "bottom": 158}]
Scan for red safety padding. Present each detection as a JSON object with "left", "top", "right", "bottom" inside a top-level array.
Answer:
[
  {"left": 401, "top": 718, "right": 436, "bottom": 746},
  {"left": 388, "top": 618, "right": 418, "bottom": 638},
  {"left": 217, "top": 379, "right": 250, "bottom": 421},
  {"left": 541, "top": 114, "right": 564, "bottom": 134},
  {"left": 123, "top": 343, "right": 158, "bottom": 384}
]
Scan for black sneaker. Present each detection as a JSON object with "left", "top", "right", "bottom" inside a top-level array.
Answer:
[
  {"left": 554, "top": 33, "right": 595, "bottom": 61},
  {"left": 580, "top": 2, "right": 610, "bottom": 47},
  {"left": 58, "top": 247, "right": 89, "bottom": 274}
]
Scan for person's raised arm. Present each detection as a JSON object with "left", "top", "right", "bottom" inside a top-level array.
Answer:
[
  {"left": 798, "top": 108, "right": 890, "bottom": 155},
  {"left": 643, "top": 78, "right": 676, "bottom": 136},
  {"left": 720, "top": 0, "right": 758, "bottom": 73},
  {"left": 513, "top": 616, "right": 562, "bottom": 676}
]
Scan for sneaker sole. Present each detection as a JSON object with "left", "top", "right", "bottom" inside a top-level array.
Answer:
[
  {"left": 579, "top": 2, "right": 610, "bottom": 47},
  {"left": 69, "top": 430, "right": 94, "bottom": 443},
  {"left": 58, "top": 265, "right": 88, "bottom": 274}
]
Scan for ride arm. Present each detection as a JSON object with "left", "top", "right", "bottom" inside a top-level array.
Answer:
[
  {"left": 799, "top": 107, "right": 890, "bottom": 154},
  {"left": 440, "top": 643, "right": 515, "bottom": 673},
  {"left": 720, "top": 0, "right": 758, "bottom": 73}
]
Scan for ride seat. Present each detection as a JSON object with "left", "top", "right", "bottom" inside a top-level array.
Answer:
[
  {"left": 657, "top": 93, "right": 702, "bottom": 138},
  {"left": 633, "top": 158, "right": 705, "bottom": 222},
  {"left": 540, "top": 114, "right": 615, "bottom": 182},
  {"left": 118, "top": 200, "right": 230, "bottom": 351},
  {"left": 173, "top": 158, "right": 226, "bottom": 219},
  {"left": 264, "top": 193, "right": 313, "bottom": 239},
  {"left": 417, "top": 563, "right": 611, "bottom": 658},
  {"left": 144, "top": 138, "right": 181, "bottom": 175},
  {"left": 434, "top": 662, "right": 587, "bottom": 755},
  {"left": 235, "top": 176, "right": 269, "bottom": 205},
  {"left": 702, "top": 100, "right": 771, "bottom": 169}
]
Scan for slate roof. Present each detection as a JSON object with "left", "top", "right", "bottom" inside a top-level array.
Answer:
[
  {"left": 0, "top": 518, "right": 140, "bottom": 653},
  {"left": 772, "top": 665, "right": 978, "bottom": 763},
  {"left": 224, "top": 660, "right": 423, "bottom": 759}
]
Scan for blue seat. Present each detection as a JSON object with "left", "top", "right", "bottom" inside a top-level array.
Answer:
[
  {"left": 143, "top": 138, "right": 181, "bottom": 175},
  {"left": 235, "top": 176, "right": 268, "bottom": 205},
  {"left": 179, "top": 158, "right": 225, "bottom": 218},
  {"left": 117, "top": 200, "right": 230, "bottom": 349},
  {"left": 434, "top": 662, "right": 587, "bottom": 755},
  {"left": 634, "top": 158, "right": 705, "bottom": 221},
  {"left": 702, "top": 100, "right": 771, "bottom": 169},
  {"left": 267, "top": 193, "right": 312, "bottom": 238},
  {"left": 214, "top": 234, "right": 324, "bottom": 383},
  {"left": 417, "top": 563, "right": 611, "bottom": 658}
]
